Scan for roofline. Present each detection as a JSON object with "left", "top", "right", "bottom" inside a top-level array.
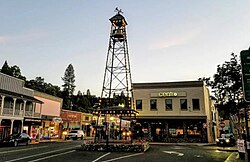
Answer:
[
  {"left": 0, "top": 72, "right": 25, "bottom": 83},
  {"left": 132, "top": 80, "right": 204, "bottom": 89}
]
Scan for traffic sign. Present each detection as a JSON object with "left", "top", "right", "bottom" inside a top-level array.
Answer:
[
  {"left": 220, "top": 122, "right": 225, "bottom": 128},
  {"left": 240, "top": 49, "right": 250, "bottom": 102}
]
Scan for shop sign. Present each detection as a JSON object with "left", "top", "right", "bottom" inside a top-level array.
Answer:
[
  {"left": 53, "top": 117, "right": 63, "bottom": 123},
  {"left": 24, "top": 118, "right": 42, "bottom": 123},
  {"left": 151, "top": 91, "right": 186, "bottom": 98},
  {"left": 61, "top": 111, "right": 81, "bottom": 122},
  {"left": 158, "top": 92, "right": 178, "bottom": 97}
]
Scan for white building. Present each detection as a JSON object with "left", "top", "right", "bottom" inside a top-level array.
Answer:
[
  {"left": 0, "top": 72, "right": 43, "bottom": 140},
  {"left": 133, "top": 81, "right": 217, "bottom": 143}
]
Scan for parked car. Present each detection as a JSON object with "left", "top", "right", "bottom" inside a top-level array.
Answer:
[
  {"left": 65, "top": 130, "right": 84, "bottom": 140},
  {"left": 0, "top": 133, "right": 31, "bottom": 147},
  {"left": 216, "top": 134, "right": 236, "bottom": 146}
]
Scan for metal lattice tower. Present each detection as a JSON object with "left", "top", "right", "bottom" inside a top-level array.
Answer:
[{"left": 101, "top": 8, "right": 134, "bottom": 109}]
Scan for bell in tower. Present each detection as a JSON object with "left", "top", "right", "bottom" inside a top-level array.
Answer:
[{"left": 109, "top": 8, "right": 127, "bottom": 41}]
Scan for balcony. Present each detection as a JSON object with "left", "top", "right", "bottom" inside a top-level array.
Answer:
[
  {"left": 0, "top": 108, "right": 41, "bottom": 118},
  {"left": 2, "top": 108, "right": 13, "bottom": 116}
]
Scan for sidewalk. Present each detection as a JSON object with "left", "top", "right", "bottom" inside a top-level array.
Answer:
[{"left": 149, "top": 142, "right": 216, "bottom": 146}]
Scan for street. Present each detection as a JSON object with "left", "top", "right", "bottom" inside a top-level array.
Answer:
[{"left": 0, "top": 140, "right": 237, "bottom": 162}]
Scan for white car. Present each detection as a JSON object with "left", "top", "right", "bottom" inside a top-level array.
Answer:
[{"left": 66, "top": 130, "right": 84, "bottom": 140}]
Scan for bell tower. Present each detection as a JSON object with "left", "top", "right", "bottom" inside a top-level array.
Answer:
[{"left": 101, "top": 8, "right": 134, "bottom": 109}]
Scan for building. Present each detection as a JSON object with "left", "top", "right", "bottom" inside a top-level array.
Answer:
[
  {"left": 0, "top": 72, "right": 43, "bottom": 140},
  {"left": 81, "top": 112, "right": 93, "bottom": 137},
  {"left": 34, "top": 91, "right": 63, "bottom": 139},
  {"left": 133, "top": 81, "right": 215, "bottom": 143},
  {"left": 61, "top": 109, "right": 82, "bottom": 138}
]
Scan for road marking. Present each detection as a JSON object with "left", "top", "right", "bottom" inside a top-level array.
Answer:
[
  {"left": 4, "top": 146, "right": 79, "bottom": 162},
  {"left": 225, "top": 152, "right": 237, "bottom": 162},
  {"left": 100, "top": 153, "right": 144, "bottom": 162},
  {"left": 0, "top": 146, "right": 49, "bottom": 154},
  {"left": 27, "top": 150, "right": 75, "bottom": 162},
  {"left": 194, "top": 155, "right": 202, "bottom": 158},
  {"left": 92, "top": 152, "right": 111, "bottom": 162},
  {"left": 163, "top": 151, "right": 184, "bottom": 156}
]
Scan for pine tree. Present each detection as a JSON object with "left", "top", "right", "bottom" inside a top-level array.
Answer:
[
  {"left": 62, "top": 64, "right": 76, "bottom": 109},
  {"left": 1, "top": 60, "right": 11, "bottom": 75}
]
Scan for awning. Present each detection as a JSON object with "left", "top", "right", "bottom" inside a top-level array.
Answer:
[{"left": 0, "top": 89, "right": 43, "bottom": 104}]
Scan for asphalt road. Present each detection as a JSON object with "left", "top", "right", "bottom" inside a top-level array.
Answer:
[{"left": 0, "top": 141, "right": 233, "bottom": 162}]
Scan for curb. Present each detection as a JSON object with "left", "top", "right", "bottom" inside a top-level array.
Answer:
[{"left": 148, "top": 142, "right": 216, "bottom": 147}]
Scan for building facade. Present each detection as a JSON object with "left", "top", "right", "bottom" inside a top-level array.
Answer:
[
  {"left": 61, "top": 109, "right": 82, "bottom": 137},
  {"left": 81, "top": 112, "right": 93, "bottom": 137},
  {"left": 133, "top": 81, "right": 215, "bottom": 143},
  {"left": 34, "top": 91, "right": 63, "bottom": 140},
  {"left": 0, "top": 73, "right": 43, "bottom": 140}
]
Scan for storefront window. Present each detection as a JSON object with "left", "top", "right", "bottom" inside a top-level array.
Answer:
[
  {"left": 150, "top": 99, "right": 157, "bottom": 110},
  {"left": 180, "top": 99, "right": 187, "bottom": 110}
]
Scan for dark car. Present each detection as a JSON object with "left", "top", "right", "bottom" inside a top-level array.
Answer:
[
  {"left": 0, "top": 133, "right": 31, "bottom": 147},
  {"left": 216, "top": 134, "right": 236, "bottom": 147}
]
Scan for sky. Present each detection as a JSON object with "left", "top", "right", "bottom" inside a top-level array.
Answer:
[{"left": 1, "top": 0, "right": 250, "bottom": 96}]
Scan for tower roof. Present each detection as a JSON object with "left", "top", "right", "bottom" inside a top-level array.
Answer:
[{"left": 109, "top": 13, "right": 127, "bottom": 26}]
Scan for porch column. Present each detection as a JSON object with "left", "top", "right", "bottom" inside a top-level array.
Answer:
[
  {"left": 19, "top": 102, "right": 22, "bottom": 116},
  {"left": 10, "top": 119, "right": 14, "bottom": 134},
  {"left": 39, "top": 103, "right": 42, "bottom": 118},
  {"left": 12, "top": 98, "right": 17, "bottom": 116},
  {"left": 1, "top": 95, "right": 5, "bottom": 115},
  {"left": 32, "top": 102, "right": 35, "bottom": 117},
  {"left": 23, "top": 100, "right": 27, "bottom": 117}
]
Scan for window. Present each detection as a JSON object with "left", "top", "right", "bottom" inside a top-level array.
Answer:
[
  {"left": 165, "top": 99, "right": 172, "bottom": 111},
  {"left": 85, "top": 116, "right": 89, "bottom": 121},
  {"left": 150, "top": 99, "right": 157, "bottom": 110},
  {"left": 192, "top": 99, "right": 200, "bottom": 110},
  {"left": 136, "top": 100, "right": 142, "bottom": 110},
  {"left": 180, "top": 99, "right": 187, "bottom": 110}
]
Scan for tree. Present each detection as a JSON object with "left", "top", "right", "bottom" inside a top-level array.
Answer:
[
  {"left": 25, "top": 77, "right": 61, "bottom": 96},
  {"left": 0, "top": 61, "right": 26, "bottom": 80},
  {"left": 62, "top": 64, "right": 76, "bottom": 109},
  {"left": 1, "top": 61, "right": 12, "bottom": 75},
  {"left": 199, "top": 53, "right": 244, "bottom": 118}
]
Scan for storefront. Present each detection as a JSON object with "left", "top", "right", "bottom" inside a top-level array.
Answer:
[
  {"left": 41, "top": 116, "right": 62, "bottom": 139},
  {"left": 61, "top": 110, "right": 82, "bottom": 138},
  {"left": 81, "top": 113, "right": 93, "bottom": 137},
  {"left": 23, "top": 117, "right": 42, "bottom": 140},
  {"left": 133, "top": 81, "right": 215, "bottom": 143}
]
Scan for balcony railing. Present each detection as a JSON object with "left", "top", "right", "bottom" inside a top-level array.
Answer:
[
  {"left": 25, "top": 111, "right": 33, "bottom": 117},
  {"left": 1, "top": 108, "right": 41, "bottom": 118},
  {"left": 3, "top": 108, "right": 13, "bottom": 115}
]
